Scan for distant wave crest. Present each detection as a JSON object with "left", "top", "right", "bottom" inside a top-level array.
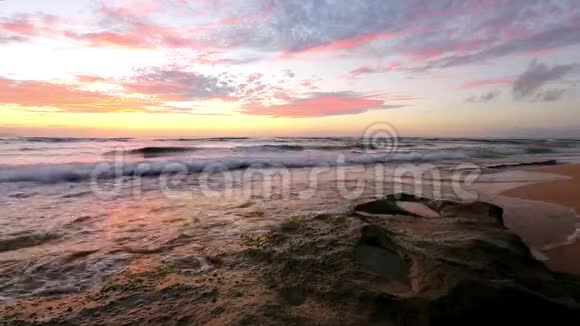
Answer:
[{"left": 109, "top": 147, "right": 200, "bottom": 157}]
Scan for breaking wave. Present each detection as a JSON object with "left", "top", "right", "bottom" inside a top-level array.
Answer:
[{"left": 0, "top": 151, "right": 467, "bottom": 184}]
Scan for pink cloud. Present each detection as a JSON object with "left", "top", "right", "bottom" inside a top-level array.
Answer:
[
  {"left": 103, "top": 0, "right": 162, "bottom": 17},
  {"left": 66, "top": 31, "right": 151, "bottom": 48},
  {"left": 0, "top": 9, "right": 220, "bottom": 51},
  {"left": 1, "top": 20, "right": 36, "bottom": 35},
  {"left": 458, "top": 78, "right": 513, "bottom": 89},
  {"left": 281, "top": 31, "right": 403, "bottom": 59},
  {"left": 345, "top": 62, "right": 401, "bottom": 79},
  {"left": 348, "top": 66, "right": 378, "bottom": 77},
  {"left": 76, "top": 75, "right": 109, "bottom": 83},
  {"left": 0, "top": 14, "right": 61, "bottom": 38},
  {"left": 247, "top": 73, "right": 263, "bottom": 82},
  {"left": 404, "top": 49, "right": 444, "bottom": 63},
  {"left": 301, "top": 80, "right": 318, "bottom": 90},
  {"left": 0, "top": 78, "right": 156, "bottom": 112},
  {"left": 217, "top": 10, "right": 272, "bottom": 25},
  {"left": 385, "top": 61, "right": 401, "bottom": 71},
  {"left": 241, "top": 92, "right": 406, "bottom": 118}
]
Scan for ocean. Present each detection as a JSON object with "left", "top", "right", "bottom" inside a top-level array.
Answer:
[
  {"left": 2, "top": 136, "right": 580, "bottom": 181},
  {"left": 1, "top": 136, "right": 580, "bottom": 301}
]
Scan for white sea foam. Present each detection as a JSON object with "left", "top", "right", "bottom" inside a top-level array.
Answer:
[{"left": 0, "top": 151, "right": 468, "bottom": 184}]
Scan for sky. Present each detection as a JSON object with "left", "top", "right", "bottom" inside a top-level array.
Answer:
[{"left": 0, "top": 0, "right": 580, "bottom": 138}]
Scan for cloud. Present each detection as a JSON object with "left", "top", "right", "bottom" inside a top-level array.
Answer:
[
  {"left": 281, "top": 32, "right": 402, "bottom": 59},
  {"left": 465, "top": 90, "right": 501, "bottom": 103},
  {"left": 532, "top": 89, "right": 567, "bottom": 102},
  {"left": 0, "top": 14, "right": 60, "bottom": 37},
  {"left": 346, "top": 62, "right": 401, "bottom": 79},
  {"left": 0, "top": 8, "right": 219, "bottom": 50},
  {"left": 67, "top": 18, "right": 216, "bottom": 50},
  {"left": 0, "top": 34, "right": 26, "bottom": 43},
  {"left": 121, "top": 66, "right": 236, "bottom": 101},
  {"left": 101, "top": 0, "right": 163, "bottom": 17},
  {"left": 396, "top": 1, "right": 580, "bottom": 70},
  {"left": 512, "top": 59, "right": 578, "bottom": 100},
  {"left": 76, "top": 75, "right": 109, "bottom": 83},
  {"left": 66, "top": 31, "right": 151, "bottom": 48},
  {"left": 459, "top": 78, "right": 513, "bottom": 89},
  {"left": 234, "top": 0, "right": 580, "bottom": 69},
  {"left": 346, "top": 66, "right": 381, "bottom": 79},
  {"left": 0, "top": 64, "right": 244, "bottom": 113},
  {"left": 241, "top": 91, "right": 407, "bottom": 117},
  {"left": 4, "top": 0, "right": 580, "bottom": 72},
  {"left": 256, "top": 0, "right": 404, "bottom": 53},
  {"left": 0, "top": 77, "right": 158, "bottom": 113},
  {"left": 247, "top": 73, "right": 263, "bottom": 82}
]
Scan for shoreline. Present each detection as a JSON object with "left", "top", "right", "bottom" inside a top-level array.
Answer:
[{"left": 501, "top": 164, "right": 580, "bottom": 276}]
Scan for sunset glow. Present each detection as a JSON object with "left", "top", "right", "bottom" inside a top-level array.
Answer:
[{"left": 1, "top": 0, "right": 579, "bottom": 137}]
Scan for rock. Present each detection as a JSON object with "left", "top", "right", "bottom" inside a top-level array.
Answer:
[
  {"left": 429, "top": 279, "right": 580, "bottom": 325},
  {"left": 397, "top": 201, "right": 440, "bottom": 218},
  {"left": 354, "top": 198, "right": 419, "bottom": 216},
  {"left": 278, "top": 287, "right": 306, "bottom": 306},
  {"left": 162, "top": 255, "right": 215, "bottom": 275},
  {"left": 429, "top": 200, "right": 504, "bottom": 225},
  {"left": 385, "top": 193, "right": 431, "bottom": 202},
  {"left": 354, "top": 244, "right": 409, "bottom": 281},
  {"left": 278, "top": 221, "right": 300, "bottom": 232},
  {"left": 238, "top": 194, "right": 580, "bottom": 324}
]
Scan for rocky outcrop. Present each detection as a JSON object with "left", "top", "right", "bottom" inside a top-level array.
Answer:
[{"left": 2, "top": 194, "right": 580, "bottom": 325}]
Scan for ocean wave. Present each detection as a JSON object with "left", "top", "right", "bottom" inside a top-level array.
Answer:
[
  {"left": 19, "top": 147, "right": 42, "bottom": 152},
  {"left": 487, "top": 160, "right": 558, "bottom": 169},
  {"left": 234, "top": 145, "right": 306, "bottom": 152},
  {"left": 232, "top": 143, "right": 410, "bottom": 152},
  {"left": 524, "top": 147, "right": 555, "bottom": 154},
  {"left": 112, "top": 144, "right": 410, "bottom": 156},
  {"left": 0, "top": 151, "right": 467, "bottom": 184},
  {"left": 23, "top": 137, "right": 90, "bottom": 143},
  {"left": 21, "top": 137, "right": 133, "bottom": 143},
  {"left": 468, "top": 146, "right": 561, "bottom": 158},
  {"left": 156, "top": 137, "right": 251, "bottom": 142},
  {"left": 469, "top": 147, "right": 523, "bottom": 158},
  {"left": 0, "top": 232, "right": 61, "bottom": 253},
  {"left": 110, "top": 147, "right": 201, "bottom": 157}
]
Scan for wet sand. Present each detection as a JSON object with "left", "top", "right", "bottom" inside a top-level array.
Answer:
[{"left": 502, "top": 164, "right": 580, "bottom": 276}]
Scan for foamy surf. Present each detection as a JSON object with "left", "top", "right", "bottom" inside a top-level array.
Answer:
[
  {"left": 0, "top": 151, "right": 469, "bottom": 184},
  {"left": 541, "top": 219, "right": 580, "bottom": 251}
]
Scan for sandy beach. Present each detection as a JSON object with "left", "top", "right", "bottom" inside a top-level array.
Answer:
[{"left": 502, "top": 164, "right": 580, "bottom": 276}]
